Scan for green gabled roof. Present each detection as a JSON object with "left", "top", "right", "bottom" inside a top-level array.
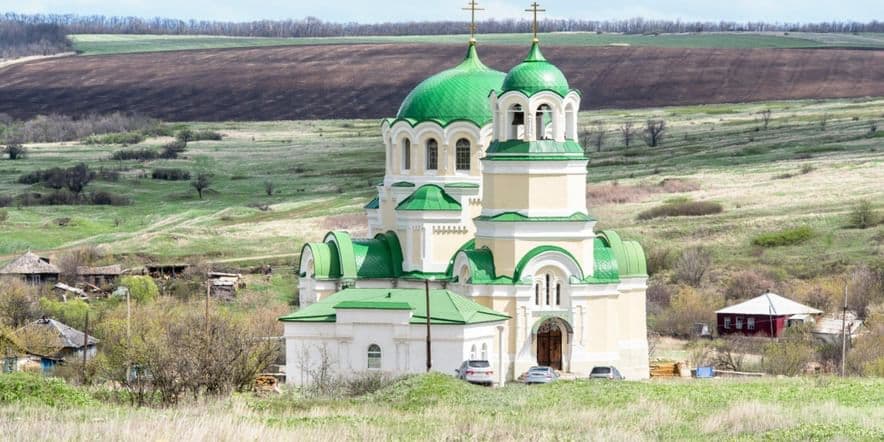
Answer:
[
  {"left": 587, "top": 237, "right": 620, "bottom": 283},
  {"left": 598, "top": 230, "right": 648, "bottom": 277},
  {"left": 501, "top": 41, "right": 571, "bottom": 97},
  {"left": 364, "top": 197, "right": 380, "bottom": 209},
  {"left": 396, "top": 184, "right": 462, "bottom": 211},
  {"left": 394, "top": 43, "right": 505, "bottom": 127},
  {"left": 484, "top": 140, "right": 586, "bottom": 161},
  {"left": 475, "top": 211, "right": 594, "bottom": 222},
  {"left": 279, "top": 288, "right": 510, "bottom": 325}
]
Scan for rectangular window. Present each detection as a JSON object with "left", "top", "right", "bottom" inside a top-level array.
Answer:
[
  {"left": 426, "top": 143, "right": 438, "bottom": 170},
  {"left": 403, "top": 144, "right": 411, "bottom": 170},
  {"left": 456, "top": 143, "right": 470, "bottom": 171},
  {"left": 723, "top": 316, "right": 731, "bottom": 329},
  {"left": 735, "top": 317, "right": 743, "bottom": 330},
  {"left": 747, "top": 317, "right": 756, "bottom": 330}
]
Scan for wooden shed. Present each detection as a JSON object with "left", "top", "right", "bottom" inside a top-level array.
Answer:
[
  {"left": 0, "top": 252, "right": 60, "bottom": 284},
  {"left": 77, "top": 265, "right": 122, "bottom": 287}
]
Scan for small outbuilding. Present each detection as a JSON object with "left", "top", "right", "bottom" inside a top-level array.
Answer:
[
  {"left": 15, "top": 317, "right": 99, "bottom": 363},
  {"left": 0, "top": 251, "right": 60, "bottom": 284},
  {"left": 716, "top": 292, "right": 822, "bottom": 337},
  {"left": 77, "top": 265, "right": 122, "bottom": 287}
]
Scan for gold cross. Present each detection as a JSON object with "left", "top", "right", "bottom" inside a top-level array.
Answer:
[
  {"left": 525, "top": 2, "right": 546, "bottom": 42},
  {"left": 462, "top": 1, "right": 485, "bottom": 42}
]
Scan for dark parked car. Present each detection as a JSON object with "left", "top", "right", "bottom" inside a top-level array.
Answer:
[{"left": 589, "top": 366, "right": 624, "bottom": 380}]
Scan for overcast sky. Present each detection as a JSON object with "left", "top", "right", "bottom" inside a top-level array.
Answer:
[{"left": 4, "top": 0, "right": 882, "bottom": 24}]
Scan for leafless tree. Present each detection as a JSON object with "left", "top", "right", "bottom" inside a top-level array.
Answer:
[
  {"left": 581, "top": 122, "right": 606, "bottom": 153},
  {"left": 820, "top": 113, "right": 830, "bottom": 131},
  {"left": 759, "top": 109, "right": 772, "bottom": 130},
  {"left": 264, "top": 180, "right": 274, "bottom": 197},
  {"left": 673, "top": 247, "right": 712, "bottom": 287},
  {"left": 619, "top": 121, "right": 635, "bottom": 149},
  {"left": 643, "top": 119, "right": 667, "bottom": 147},
  {"left": 191, "top": 173, "right": 212, "bottom": 199}
]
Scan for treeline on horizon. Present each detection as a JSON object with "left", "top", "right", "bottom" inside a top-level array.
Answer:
[
  {"left": 0, "top": 18, "right": 71, "bottom": 59},
  {"left": 3, "top": 12, "right": 884, "bottom": 39}
]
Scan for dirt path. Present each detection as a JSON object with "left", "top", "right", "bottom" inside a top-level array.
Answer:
[{"left": 0, "top": 52, "right": 76, "bottom": 70}]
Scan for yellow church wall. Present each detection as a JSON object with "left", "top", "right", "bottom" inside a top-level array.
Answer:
[
  {"left": 430, "top": 230, "right": 473, "bottom": 263},
  {"left": 483, "top": 173, "right": 584, "bottom": 213},
  {"left": 476, "top": 237, "right": 591, "bottom": 278},
  {"left": 482, "top": 174, "right": 529, "bottom": 210}
]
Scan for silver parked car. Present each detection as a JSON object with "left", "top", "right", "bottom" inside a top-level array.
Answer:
[
  {"left": 455, "top": 360, "right": 494, "bottom": 386},
  {"left": 524, "top": 366, "right": 558, "bottom": 384},
  {"left": 589, "top": 366, "right": 624, "bottom": 380}
]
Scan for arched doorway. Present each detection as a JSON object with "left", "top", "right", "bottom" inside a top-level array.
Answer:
[{"left": 536, "top": 319, "right": 563, "bottom": 370}]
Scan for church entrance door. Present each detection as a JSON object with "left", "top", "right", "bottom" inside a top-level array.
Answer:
[{"left": 536, "top": 320, "right": 563, "bottom": 370}]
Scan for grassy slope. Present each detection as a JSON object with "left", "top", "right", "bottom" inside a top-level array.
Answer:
[
  {"left": 1, "top": 374, "right": 882, "bottom": 440},
  {"left": 0, "top": 98, "right": 882, "bottom": 276},
  {"left": 68, "top": 31, "right": 884, "bottom": 55}
]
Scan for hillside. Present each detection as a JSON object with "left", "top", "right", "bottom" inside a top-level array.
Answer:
[{"left": 1, "top": 43, "right": 883, "bottom": 121}]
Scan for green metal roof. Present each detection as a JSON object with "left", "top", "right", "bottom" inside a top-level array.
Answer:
[
  {"left": 364, "top": 197, "right": 380, "bottom": 209},
  {"left": 334, "top": 300, "right": 413, "bottom": 310},
  {"left": 501, "top": 42, "right": 571, "bottom": 97},
  {"left": 279, "top": 288, "right": 510, "bottom": 325},
  {"left": 598, "top": 230, "right": 648, "bottom": 277},
  {"left": 484, "top": 140, "right": 586, "bottom": 161},
  {"left": 396, "top": 184, "right": 463, "bottom": 211},
  {"left": 475, "top": 211, "right": 594, "bottom": 222},
  {"left": 300, "top": 242, "right": 342, "bottom": 279},
  {"left": 588, "top": 237, "right": 620, "bottom": 283},
  {"left": 303, "top": 231, "right": 404, "bottom": 280},
  {"left": 394, "top": 43, "right": 505, "bottom": 127}
]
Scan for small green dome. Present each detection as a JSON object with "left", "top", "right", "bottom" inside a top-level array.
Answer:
[
  {"left": 396, "top": 43, "right": 505, "bottom": 127},
  {"left": 501, "top": 42, "right": 570, "bottom": 97}
]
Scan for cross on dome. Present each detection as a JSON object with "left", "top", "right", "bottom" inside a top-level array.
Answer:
[
  {"left": 525, "top": 2, "right": 546, "bottom": 42},
  {"left": 462, "top": 1, "right": 485, "bottom": 43}
]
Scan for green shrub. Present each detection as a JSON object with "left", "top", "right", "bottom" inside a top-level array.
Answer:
[
  {"left": 83, "top": 132, "right": 145, "bottom": 145},
  {"left": 38, "top": 298, "right": 90, "bottom": 330},
  {"left": 121, "top": 275, "right": 159, "bottom": 303},
  {"left": 151, "top": 168, "right": 191, "bottom": 181},
  {"left": 111, "top": 148, "right": 158, "bottom": 161},
  {"left": 0, "top": 372, "right": 94, "bottom": 407},
  {"left": 752, "top": 226, "right": 814, "bottom": 247},
  {"left": 848, "top": 200, "right": 878, "bottom": 229},
  {"left": 0, "top": 209, "right": 7, "bottom": 223},
  {"left": 192, "top": 130, "right": 223, "bottom": 141},
  {"left": 637, "top": 200, "right": 723, "bottom": 220}
]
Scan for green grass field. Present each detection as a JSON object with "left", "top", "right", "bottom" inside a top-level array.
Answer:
[
  {"left": 68, "top": 32, "right": 884, "bottom": 55},
  {"left": 1, "top": 98, "right": 882, "bottom": 276},
  {"left": 1, "top": 373, "right": 882, "bottom": 440}
]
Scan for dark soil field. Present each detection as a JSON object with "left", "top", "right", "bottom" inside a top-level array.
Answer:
[{"left": 1, "top": 44, "right": 883, "bottom": 121}]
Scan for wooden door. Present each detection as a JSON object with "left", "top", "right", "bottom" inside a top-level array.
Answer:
[{"left": 536, "top": 322, "right": 563, "bottom": 370}]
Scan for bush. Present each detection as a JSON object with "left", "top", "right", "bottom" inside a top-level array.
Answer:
[
  {"left": 848, "top": 200, "right": 878, "bottom": 229},
  {"left": 111, "top": 148, "right": 158, "bottom": 161},
  {"left": 751, "top": 226, "right": 813, "bottom": 247},
  {"left": 0, "top": 372, "right": 95, "bottom": 407},
  {"left": 637, "top": 200, "right": 723, "bottom": 220},
  {"left": 120, "top": 276, "right": 159, "bottom": 303},
  {"left": 0, "top": 195, "right": 12, "bottom": 207},
  {"left": 82, "top": 131, "right": 145, "bottom": 145},
  {"left": 673, "top": 247, "right": 713, "bottom": 287},
  {"left": 90, "top": 191, "right": 130, "bottom": 206},
  {"left": 151, "top": 168, "right": 191, "bottom": 181},
  {"left": 725, "top": 270, "right": 775, "bottom": 301},
  {"left": 651, "top": 285, "right": 723, "bottom": 337},
  {"left": 191, "top": 130, "right": 223, "bottom": 141},
  {"left": 159, "top": 141, "right": 187, "bottom": 159},
  {"left": 18, "top": 164, "right": 96, "bottom": 194},
  {"left": 0, "top": 209, "right": 7, "bottom": 223},
  {"left": 3, "top": 142, "right": 26, "bottom": 160},
  {"left": 9, "top": 113, "right": 159, "bottom": 144},
  {"left": 762, "top": 340, "right": 815, "bottom": 376}
]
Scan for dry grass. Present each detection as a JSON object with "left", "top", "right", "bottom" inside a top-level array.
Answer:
[{"left": 587, "top": 178, "right": 699, "bottom": 205}]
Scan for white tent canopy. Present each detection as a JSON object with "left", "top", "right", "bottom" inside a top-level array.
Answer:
[{"left": 716, "top": 292, "right": 822, "bottom": 316}]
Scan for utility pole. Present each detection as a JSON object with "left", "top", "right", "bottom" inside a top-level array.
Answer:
[
  {"left": 840, "top": 283, "right": 849, "bottom": 377},
  {"left": 205, "top": 282, "right": 211, "bottom": 340},
  {"left": 126, "top": 289, "right": 131, "bottom": 382},
  {"left": 425, "top": 279, "right": 432, "bottom": 373},
  {"left": 82, "top": 311, "right": 89, "bottom": 384}
]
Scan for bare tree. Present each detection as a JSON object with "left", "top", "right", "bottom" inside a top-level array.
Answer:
[
  {"left": 191, "top": 173, "right": 212, "bottom": 200},
  {"left": 618, "top": 121, "right": 635, "bottom": 149},
  {"left": 264, "top": 180, "right": 274, "bottom": 197},
  {"left": 820, "top": 113, "right": 830, "bottom": 131},
  {"left": 759, "top": 109, "right": 772, "bottom": 130},
  {"left": 643, "top": 119, "right": 667, "bottom": 147},
  {"left": 3, "top": 142, "right": 25, "bottom": 160},
  {"left": 590, "top": 121, "right": 605, "bottom": 152}
]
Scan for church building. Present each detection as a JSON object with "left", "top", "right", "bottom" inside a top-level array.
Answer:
[{"left": 280, "top": 5, "right": 650, "bottom": 384}]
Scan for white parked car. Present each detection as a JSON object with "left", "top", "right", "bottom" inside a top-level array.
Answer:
[{"left": 455, "top": 360, "right": 494, "bottom": 386}]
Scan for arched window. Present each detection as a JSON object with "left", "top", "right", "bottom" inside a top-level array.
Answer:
[
  {"left": 470, "top": 344, "right": 477, "bottom": 360},
  {"left": 556, "top": 283, "right": 562, "bottom": 306},
  {"left": 426, "top": 139, "right": 438, "bottom": 171},
  {"left": 455, "top": 138, "right": 471, "bottom": 171},
  {"left": 367, "top": 344, "right": 381, "bottom": 369},
  {"left": 402, "top": 138, "right": 412, "bottom": 171},
  {"left": 565, "top": 103, "right": 576, "bottom": 140},
  {"left": 480, "top": 343, "right": 488, "bottom": 360},
  {"left": 535, "top": 282, "right": 541, "bottom": 305},
  {"left": 545, "top": 274, "right": 551, "bottom": 305},
  {"left": 535, "top": 104, "right": 552, "bottom": 140},
  {"left": 509, "top": 104, "right": 524, "bottom": 140}
]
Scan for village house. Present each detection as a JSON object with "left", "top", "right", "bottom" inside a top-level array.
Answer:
[
  {"left": 281, "top": 24, "right": 650, "bottom": 384},
  {"left": 0, "top": 251, "right": 60, "bottom": 284},
  {"left": 77, "top": 265, "right": 123, "bottom": 288},
  {"left": 15, "top": 317, "right": 99, "bottom": 366},
  {"left": 715, "top": 292, "right": 823, "bottom": 338}
]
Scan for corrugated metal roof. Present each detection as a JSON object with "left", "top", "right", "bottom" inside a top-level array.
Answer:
[{"left": 716, "top": 293, "right": 822, "bottom": 316}]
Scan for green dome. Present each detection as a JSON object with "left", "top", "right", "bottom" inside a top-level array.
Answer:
[
  {"left": 396, "top": 43, "right": 505, "bottom": 127},
  {"left": 501, "top": 42, "right": 570, "bottom": 97}
]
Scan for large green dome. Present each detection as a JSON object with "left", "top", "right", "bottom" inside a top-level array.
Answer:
[
  {"left": 396, "top": 44, "right": 505, "bottom": 127},
  {"left": 501, "top": 42, "right": 570, "bottom": 97}
]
